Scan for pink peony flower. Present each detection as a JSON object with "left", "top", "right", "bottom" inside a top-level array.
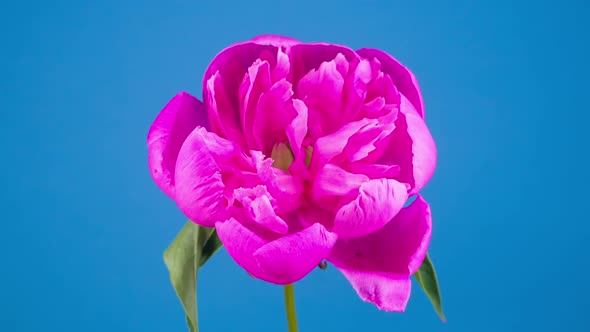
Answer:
[{"left": 148, "top": 35, "right": 436, "bottom": 312}]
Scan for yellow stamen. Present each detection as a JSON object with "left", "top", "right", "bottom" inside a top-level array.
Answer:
[{"left": 271, "top": 143, "right": 294, "bottom": 172}]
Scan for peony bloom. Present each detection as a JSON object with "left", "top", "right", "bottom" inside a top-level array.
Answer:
[{"left": 148, "top": 35, "right": 436, "bottom": 312}]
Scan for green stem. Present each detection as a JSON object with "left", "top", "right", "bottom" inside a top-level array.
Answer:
[{"left": 284, "top": 284, "right": 299, "bottom": 332}]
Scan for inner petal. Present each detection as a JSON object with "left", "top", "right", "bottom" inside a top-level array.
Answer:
[{"left": 239, "top": 59, "right": 272, "bottom": 150}]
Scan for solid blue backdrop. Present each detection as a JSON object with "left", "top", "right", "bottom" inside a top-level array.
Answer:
[{"left": 1, "top": 0, "right": 588, "bottom": 331}]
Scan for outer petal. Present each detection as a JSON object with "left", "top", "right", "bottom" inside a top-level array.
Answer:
[
  {"left": 356, "top": 48, "right": 425, "bottom": 117},
  {"left": 147, "top": 92, "right": 208, "bottom": 198},
  {"left": 333, "top": 178, "right": 408, "bottom": 238},
  {"left": 250, "top": 34, "right": 300, "bottom": 47},
  {"left": 216, "top": 217, "right": 275, "bottom": 279},
  {"left": 216, "top": 219, "right": 337, "bottom": 284},
  {"left": 335, "top": 270, "right": 411, "bottom": 312},
  {"left": 174, "top": 127, "right": 240, "bottom": 227},
  {"left": 380, "top": 95, "right": 437, "bottom": 194},
  {"left": 254, "top": 223, "right": 338, "bottom": 284},
  {"left": 328, "top": 195, "right": 433, "bottom": 311}
]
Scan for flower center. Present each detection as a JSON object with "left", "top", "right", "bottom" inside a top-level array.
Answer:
[
  {"left": 271, "top": 143, "right": 294, "bottom": 172},
  {"left": 270, "top": 143, "right": 314, "bottom": 172}
]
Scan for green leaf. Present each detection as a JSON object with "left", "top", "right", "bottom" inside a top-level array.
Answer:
[
  {"left": 199, "top": 229, "right": 223, "bottom": 268},
  {"left": 413, "top": 254, "right": 446, "bottom": 322},
  {"left": 163, "top": 222, "right": 222, "bottom": 332}
]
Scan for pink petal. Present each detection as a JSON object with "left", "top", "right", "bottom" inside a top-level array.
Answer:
[
  {"left": 290, "top": 43, "right": 359, "bottom": 90},
  {"left": 254, "top": 223, "right": 338, "bottom": 284},
  {"left": 333, "top": 179, "right": 408, "bottom": 238},
  {"left": 360, "top": 97, "right": 386, "bottom": 119},
  {"left": 253, "top": 43, "right": 291, "bottom": 83},
  {"left": 347, "top": 163, "right": 401, "bottom": 179},
  {"left": 344, "top": 111, "right": 397, "bottom": 163},
  {"left": 233, "top": 185, "right": 289, "bottom": 234},
  {"left": 272, "top": 47, "right": 291, "bottom": 83},
  {"left": 341, "top": 58, "right": 373, "bottom": 120},
  {"left": 203, "top": 42, "right": 282, "bottom": 143},
  {"left": 363, "top": 59, "right": 401, "bottom": 108},
  {"left": 312, "top": 164, "right": 369, "bottom": 201},
  {"left": 217, "top": 218, "right": 337, "bottom": 285},
  {"left": 250, "top": 34, "right": 300, "bottom": 47},
  {"left": 356, "top": 48, "right": 424, "bottom": 117},
  {"left": 252, "top": 78, "right": 295, "bottom": 155},
  {"left": 328, "top": 195, "right": 433, "bottom": 311},
  {"left": 294, "top": 205, "right": 335, "bottom": 229},
  {"left": 335, "top": 269, "right": 411, "bottom": 312},
  {"left": 251, "top": 151, "right": 304, "bottom": 213},
  {"left": 216, "top": 217, "right": 277, "bottom": 279},
  {"left": 174, "top": 127, "right": 243, "bottom": 227},
  {"left": 147, "top": 92, "right": 208, "bottom": 198},
  {"left": 380, "top": 95, "right": 437, "bottom": 194},
  {"left": 310, "top": 117, "right": 372, "bottom": 174},
  {"left": 239, "top": 59, "right": 272, "bottom": 150},
  {"left": 310, "top": 111, "right": 397, "bottom": 175},
  {"left": 297, "top": 57, "right": 345, "bottom": 138},
  {"left": 205, "top": 72, "right": 246, "bottom": 146},
  {"left": 286, "top": 99, "right": 310, "bottom": 178}
]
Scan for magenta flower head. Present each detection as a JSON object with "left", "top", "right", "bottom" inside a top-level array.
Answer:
[{"left": 148, "top": 35, "right": 437, "bottom": 312}]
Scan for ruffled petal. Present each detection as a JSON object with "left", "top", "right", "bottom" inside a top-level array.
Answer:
[
  {"left": 254, "top": 223, "right": 338, "bottom": 284},
  {"left": 147, "top": 92, "right": 208, "bottom": 198},
  {"left": 297, "top": 56, "right": 345, "bottom": 138},
  {"left": 174, "top": 127, "right": 243, "bottom": 227},
  {"left": 310, "top": 117, "right": 372, "bottom": 174},
  {"left": 251, "top": 151, "right": 304, "bottom": 213},
  {"left": 205, "top": 72, "right": 246, "bottom": 146},
  {"left": 356, "top": 48, "right": 425, "bottom": 117},
  {"left": 328, "top": 195, "right": 433, "bottom": 311},
  {"left": 333, "top": 179, "right": 408, "bottom": 238},
  {"left": 344, "top": 111, "right": 397, "bottom": 163},
  {"left": 233, "top": 185, "right": 288, "bottom": 234},
  {"left": 252, "top": 78, "right": 295, "bottom": 155},
  {"left": 310, "top": 111, "right": 397, "bottom": 175},
  {"left": 380, "top": 95, "right": 437, "bottom": 194},
  {"left": 203, "top": 42, "right": 283, "bottom": 144},
  {"left": 239, "top": 59, "right": 272, "bottom": 150},
  {"left": 363, "top": 59, "right": 400, "bottom": 107},
  {"left": 341, "top": 58, "right": 373, "bottom": 120}
]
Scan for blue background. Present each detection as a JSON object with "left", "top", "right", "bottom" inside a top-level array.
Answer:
[{"left": 2, "top": 0, "right": 588, "bottom": 331}]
